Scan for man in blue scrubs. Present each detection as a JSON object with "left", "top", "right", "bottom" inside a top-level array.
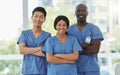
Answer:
[
  {"left": 17, "top": 7, "right": 51, "bottom": 75},
  {"left": 67, "top": 3, "right": 104, "bottom": 75}
]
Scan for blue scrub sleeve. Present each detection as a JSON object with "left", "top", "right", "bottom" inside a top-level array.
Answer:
[
  {"left": 92, "top": 26, "right": 104, "bottom": 41},
  {"left": 17, "top": 31, "right": 26, "bottom": 44},
  {"left": 42, "top": 38, "right": 54, "bottom": 53}
]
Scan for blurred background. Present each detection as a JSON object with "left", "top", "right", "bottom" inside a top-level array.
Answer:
[{"left": 0, "top": 0, "right": 120, "bottom": 75}]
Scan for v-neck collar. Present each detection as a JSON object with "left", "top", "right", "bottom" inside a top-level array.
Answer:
[
  {"left": 75, "top": 23, "right": 89, "bottom": 32},
  {"left": 30, "top": 29, "right": 44, "bottom": 40},
  {"left": 54, "top": 36, "right": 68, "bottom": 44}
]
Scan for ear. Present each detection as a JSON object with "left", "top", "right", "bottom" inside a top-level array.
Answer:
[
  {"left": 44, "top": 18, "right": 46, "bottom": 22},
  {"left": 75, "top": 11, "right": 77, "bottom": 16},
  {"left": 86, "top": 11, "right": 88, "bottom": 16}
]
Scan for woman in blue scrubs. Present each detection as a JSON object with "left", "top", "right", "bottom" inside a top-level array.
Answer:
[
  {"left": 43, "top": 15, "right": 82, "bottom": 75},
  {"left": 17, "top": 7, "right": 51, "bottom": 75}
]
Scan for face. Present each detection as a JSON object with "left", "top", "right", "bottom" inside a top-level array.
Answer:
[
  {"left": 31, "top": 11, "right": 45, "bottom": 27},
  {"left": 55, "top": 20, "right": 67, "bottom": 35},
  {"left": 75, "top": 4, "right": 88, "bottom": 22}
]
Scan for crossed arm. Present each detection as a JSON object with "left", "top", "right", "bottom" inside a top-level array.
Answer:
[
  {"left": 46, "top": 51, "right": 79, "bottom": 64},
  {"left": 18, "top": 43, "right": 45, "bottom": 57},
  {"left": 80, "top": 39, "right": 101, "bottom": 55}
]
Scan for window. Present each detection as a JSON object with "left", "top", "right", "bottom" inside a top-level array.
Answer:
[{"left": 0, "top": 0, "right": 120, "bottom": 75}]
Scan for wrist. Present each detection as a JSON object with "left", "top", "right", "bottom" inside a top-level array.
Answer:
[
  {"left": 36, "top": 47, "right": 40, "bottom": 51},
  {"left": 80, "top": 51, "right": 83, "bottom": 55},
  {"left": 38, "top": 47, "right": 42, "bottom": 51}
]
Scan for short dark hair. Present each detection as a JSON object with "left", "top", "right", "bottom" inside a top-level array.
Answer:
[
  {"left": 32, "top": 7, "right": 47, "bottom": 18},
  {"left": 54, "top": 15, "right": 69, "bottom": 30}
]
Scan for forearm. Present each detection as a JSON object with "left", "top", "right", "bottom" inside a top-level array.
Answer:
[
  {"left": 82, "top": 46, "right": 99, "bottom": 55},
  {"left": 46, "top": 53, "right": 74, "bottom": 64},
  {"left": 81, "top": 43, "right": 100, "bottom": 55},
  {"left": 32, "top": 51, "right": 45, "bottom": 57},
  {"left": 54, "top": 51, "right": 79, "bottom": 61},
  {"left": 81, "top": 39, "right": 101, "bottom": 55},
  {"left": 49, "top": 57, "right": 74, "bottom": 64},
  {"left": 80, "top": 43, "right": 89, "bottom": 49},
  {"left": 19, "top": 46, "right": 42, "bottom": 54}
]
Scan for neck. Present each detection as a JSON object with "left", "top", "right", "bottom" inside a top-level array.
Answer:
[
  {"left": 56, "top": 34, "right": 66, "bottom": 38},
  {"left": 78, "top": 22, "right": 87, "bottom": 26},
  {"left": 77, "top": 21, "right": 87, "bottom": 30},
  {"left": 32, "top": 27, "right": 42, "bottom": 33},
  {"left": 78, "top": 20, "right": 87, "bottom": 25}
]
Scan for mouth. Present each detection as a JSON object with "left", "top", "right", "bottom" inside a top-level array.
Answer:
[
  {"left": 79, "top": 15, "right": 84, "bottom": 18},
  {"left": 36, "top": 22, "right": 41, "bottom": 24},
  {"left": 59, "top": 30, "right": 64, "bottom": 32},
  {"left": 58, "top": 30, "right": 65, "bottom": 33}
]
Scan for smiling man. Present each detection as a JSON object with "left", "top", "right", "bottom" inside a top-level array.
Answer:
[{"left": 67, "top": 3, "right": 104, "bottom": 75}]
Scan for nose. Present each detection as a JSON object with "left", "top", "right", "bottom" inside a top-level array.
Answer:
[
  {"left": 59, "top": 26, "right": 64, "bottom": 29},
  {"left": 79, "top": 10, "right": 84, "bottom": 14},
  {"left": 37, "top": 17, "right": 40, "bottom": 20},
  {"left": 80, "top": 11, "right": 83, "bottom": 14}
]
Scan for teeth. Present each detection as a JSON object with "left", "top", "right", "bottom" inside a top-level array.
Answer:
[
  {"left": 60, "top": 30, "right": 64, "bottom": 32},
  {"left": 79, "top": 16, "right": 83, "bottom": 18}
]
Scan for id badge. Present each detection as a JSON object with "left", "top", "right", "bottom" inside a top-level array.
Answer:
[{"left": 85, "top": 36, "right": 91, "bottom": 44}]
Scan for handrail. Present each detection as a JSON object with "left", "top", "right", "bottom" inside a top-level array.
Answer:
[{"left": 0, "top": 53, "right": 120, "bottom": 60}]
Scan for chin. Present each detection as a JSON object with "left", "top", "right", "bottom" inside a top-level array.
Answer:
[
  {"left": 78, "top": 20, "right": 85, "bottom": 23},
  {"left": 36, "top": 25, "right": 41, "bottom": 27},
  {"left": 60, "top": 33, "right": 66, "bottom": 35}
]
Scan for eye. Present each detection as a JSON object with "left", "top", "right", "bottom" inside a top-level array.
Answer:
[
  {"left": 57, "top": 24, "right": 61, "bottom": 26},
  {"left": 64, "top": 24, "right": 67, "bottom": 26},
  {"left": 34, "top": 15, "right": 38, "bottom": 18},
  {"left": 39, "top": 15, "right": 44, "bottom": 19}
]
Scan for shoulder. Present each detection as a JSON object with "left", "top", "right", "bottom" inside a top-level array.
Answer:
[
  {"left": 88, "top": 23, "right": 102, "bottom": 34},
  {"left": 46, "top": 36, "right": 55, "bottom": 41},
  {"left": 67, "top": 23, "right": 77, "bottom": 32},
  {"left": 45, "top": 36, "right": 56, "bottom": 45},
  {"left": 21, "top": 29, "right": 31, "bottom": 34},
  {"left": 88, "top": 23, "right": 100, "bottom": 29},
  {"left": 67, "top": 35, "right": 77, "bottom": 40},
  {"left": 68, "top": 35, "right": 75, "bottom": 38},
  {"left": 88, "top": 23, "right": 104, "bottom": 40},
  {"left": 67, "top": 35, "right": 79, "bottom": 44},
  {"left": 69, "top": 23, "right": 77, "bottom": 28},
  {"left": 43, "top": 30, "right": 51, "bottom": 34},
  {"left": 43, "top": 30, "right": 51, "bottom": 36}
]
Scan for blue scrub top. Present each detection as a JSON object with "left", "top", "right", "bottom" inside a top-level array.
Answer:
[
  {"left": 43, "top": 35, "right": 82, "bottom": 75},
  {"left": 67, "top": 23, "right": 104, "bottom": 72},
  {"left": 17, "top": 29, "right": 51, "bottom": 74}
]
